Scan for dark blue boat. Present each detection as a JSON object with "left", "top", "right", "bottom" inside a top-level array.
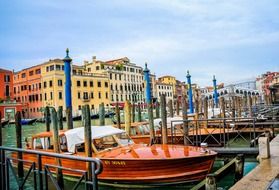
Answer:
[{"left": 21, "top": 118, "right": 37, "bottom": 125}]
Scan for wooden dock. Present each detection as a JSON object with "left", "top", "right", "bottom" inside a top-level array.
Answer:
[{"left": 230, "top": 134, "right": 279, "bottom": 190}]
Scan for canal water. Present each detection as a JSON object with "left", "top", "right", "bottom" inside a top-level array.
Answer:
[{"left": 1, "top": 119, "right": 258, "bottom": 190}]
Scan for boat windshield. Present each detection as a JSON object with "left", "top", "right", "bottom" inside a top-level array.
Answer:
[{"left": 92, "top": 133, "right": 133, "bottom": 152}]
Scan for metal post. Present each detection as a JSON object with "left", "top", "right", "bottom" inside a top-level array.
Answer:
[
  {"left": 160, "top": 94, "right": 168, "bottom": 144},
  {"left": 143, "top": 63, "right": 155, "bottom": 144},
  {"left": 57, "top": 106, "right": 63, "bottom": 130},
  {"left": 213, "top": 75, "right": 218, "bottom": 108},
  {"left": 186, "top": 71, "right": 194, "bottom": 113},
  {"left": 63, "top": 48, "right": 73, "bottom": 129},
  {"left": 15, "top": 111, "right": 24, "bottom": 178},
  {"left": 51, "top": 108, "right": 64, "bottom": 189},
  {"left": 99, "top": 103, "right": 105, "bottom": 126}
]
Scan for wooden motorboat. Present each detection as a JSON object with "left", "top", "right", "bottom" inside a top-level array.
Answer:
[
  {"left": 21, "top": 118, "right": 37, "bottom": 125},
  {"left": 14, "top": 126, "right": 217, "bottom": 185}
]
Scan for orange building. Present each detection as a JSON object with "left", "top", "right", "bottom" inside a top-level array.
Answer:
[
  {"left": 13, "top": 65, "right": 43, "bottom": 118},
  {"left": 0, "top": 68, "right": 13, "bottom": 101}
]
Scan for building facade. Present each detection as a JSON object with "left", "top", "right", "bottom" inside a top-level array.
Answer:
[
  {"left": 13, "top": 65, "right": 42, "bottom": 118},
  {"left": 156, "top": 82, "right": 173, "bottom": 103},
  {"left": 41, "top": 59, "right": 110, "bottom": 116},
  {"left": 84, "top": 57, "right": 145, "bottom": 105},
  {"left": 0, "top": 68, "right": 14, "bottom": 101}
]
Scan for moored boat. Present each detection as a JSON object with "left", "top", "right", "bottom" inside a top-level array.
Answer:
[
  {"left": 14, "top": 126, "right": 217, "bottom": 185},
  {"left": 21, "top": 118, "right": 37, "bottom": 125},
  {"left": 1, "top": 119, "right": 9, "bottom": 128}
]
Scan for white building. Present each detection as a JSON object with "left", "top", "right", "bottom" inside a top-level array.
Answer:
[
  {"left": 85, "top": 57, "right": 145, "bottom": 105},
  {"left": 156, "top": 82, "right": 173, "bottom": 103}
]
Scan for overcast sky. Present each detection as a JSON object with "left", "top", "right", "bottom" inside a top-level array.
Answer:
[{"left": 0, "top": 0, "right": 279, "bottom": 86}]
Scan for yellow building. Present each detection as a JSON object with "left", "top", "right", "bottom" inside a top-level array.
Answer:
[
  {"left": 41, "top": 59, "right": 110, "bottom": 116},
  {"left": 158, "top": 75, "right": 176, "bottom": 95}
]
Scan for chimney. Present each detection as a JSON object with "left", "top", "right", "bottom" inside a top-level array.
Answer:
[{"left": 92, "top": 56, "right": 96, "bottom": 63}]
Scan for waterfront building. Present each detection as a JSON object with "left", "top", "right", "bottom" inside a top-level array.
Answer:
[
  {"left": 84, "top": 56, "right": 144, "bottom": 106},
  {"left": 256, "top": 71, "right": 279, "bottom": 104},
  {"left": 158, "top": 75, "right": 176, "bottom": 95},
  {"left": 155, "top": 81, "right": 173, "bottom": 103},
  {"left": 13, "top": 65, "right": 42, "bottom": 118},
  {"left": 0, "top": 68, "right": 13, "bottom": 101},
  {"left": 41, "top": 59, "right": 110, "bottom": 116}
]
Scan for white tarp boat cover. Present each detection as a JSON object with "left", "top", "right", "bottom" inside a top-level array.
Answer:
[
  {"left": 154, "top": 116, "right": 184, "bottom": 129},
  {"left": 64, "top": 125, "right": 125, "bottom": 153}
]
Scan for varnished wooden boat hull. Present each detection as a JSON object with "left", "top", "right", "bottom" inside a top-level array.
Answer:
[{"left": 12, "top": 151, "right": 215, "bottom": 184}]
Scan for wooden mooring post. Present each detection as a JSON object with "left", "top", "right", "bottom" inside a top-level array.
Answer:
[
  {"left": 220, "top": 97, "right": 225, "bottom": 118},
  {"left": 15, "top": 111, "right": 24, "bottom": 178},
  {"left": 131, "top": 103, "right": 135, "bottom": 123},
  {"left": 57, "top": 106, "right": 63, "bottom": 130},
  {"left": 51, "top": 108, "right": 64, "bottom": 189},
  {"left": 232, "top": 96, "right": 236, "bottom": 118},
  {"left": 99, "top": 103, "right": 105, "bottom": 126},
  {"left": 168, "top": 99, "right": 174, "bottom": 118},
  {"left": 205, "top": 174, "right": 217, "bottom": 190},
  {"left": 234, "top": 154, "right": 244, "bottom": 183},
  {"left": 66, "top": 107, "right": 73, "bottom": 130},
  {"left": 0, "top": 112, "right": 2, "bottom": 146},
  {"left": 137, "top": 103, "right": 142, "bottom": 122},
  {"left": 155, "top": 101, "right": 160, "bottom": 118},
  {"left": 115, "top": 103, "right": 121, "bottom": 129},
  {"left": 248, "top": 95, "right": 253, "bottom": 117},
  {"left": 124, "top": 101, "right": 131, "bottom": 135},
  {"left": 182, "top": 95, "right": 189, "bottom": 145},
  {"left": 204, "top": 97, "right": 209, "bottom": 130},
  {"left": 176, "top": 98, "right": 180, "bottom": 116},
  {"left": 82, "top": 105, "right": 93, "bottom": 186},
  {"left": 45, "top": 106, "right": 51, "bottom": 132},
  {"left": 160, "top": 94, "right": 168, "bottom": 144}
]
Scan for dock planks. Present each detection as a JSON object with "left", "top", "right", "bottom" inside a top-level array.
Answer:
[{"left": 230, "top": 135, "right": 279, "bottom": 190}]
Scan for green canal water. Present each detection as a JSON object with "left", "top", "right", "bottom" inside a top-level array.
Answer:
[{"left": 2, "top": 119, "right": 258, "bottom": 190}]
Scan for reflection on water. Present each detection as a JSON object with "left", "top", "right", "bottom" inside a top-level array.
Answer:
[{"left": 2, "top": 119, "right": 258, "bottom": 190}]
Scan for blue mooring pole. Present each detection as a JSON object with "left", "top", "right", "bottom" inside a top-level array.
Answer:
[
  {"left": 213, "top": 75, "right": 218, "bottom": 108},
  {"left": 186, "top": 71, "right": 194, "bottom": 114},
  {"left": 144, "top": 63, "right": 152, "bottom": 104},
  {"left": 63, "top": 48, "right": 73, "bottom": 129},
  {"left": 143, "top": 63, "right": 155, "bottom": 144}
]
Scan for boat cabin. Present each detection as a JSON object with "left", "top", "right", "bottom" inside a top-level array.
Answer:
[{"left": 30, "top": 126, "right": 134, "bottom": 154}]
